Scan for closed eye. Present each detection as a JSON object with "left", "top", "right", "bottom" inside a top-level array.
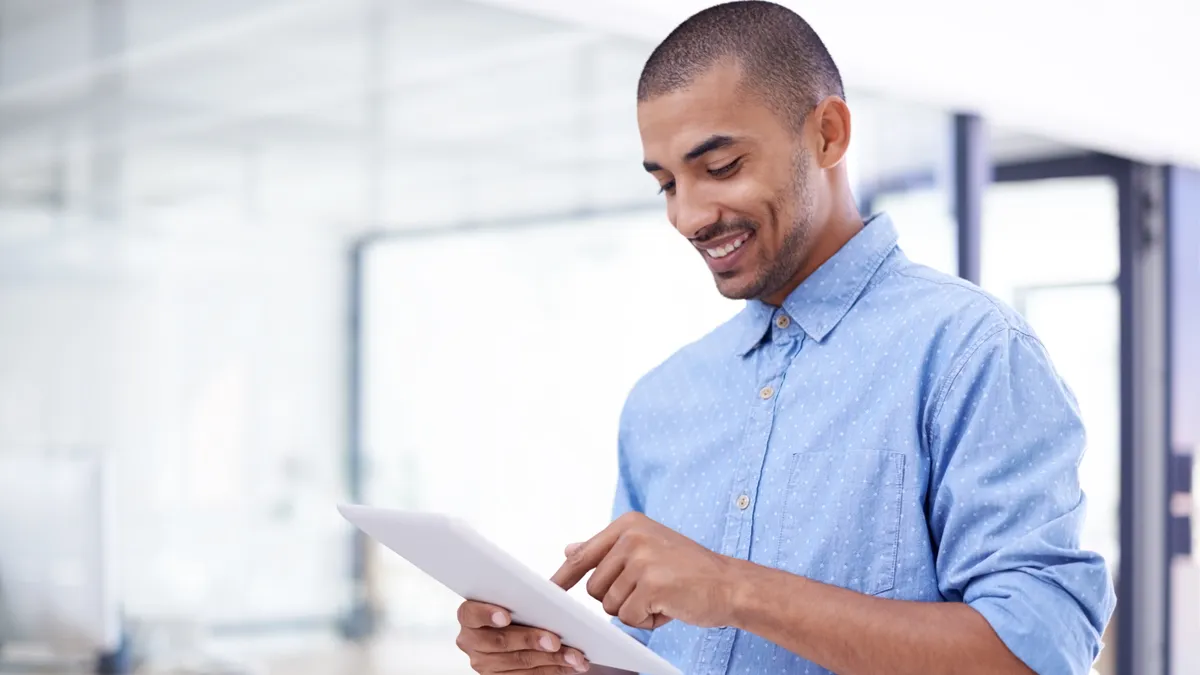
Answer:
[
  {"left": 658, "top": 180, "right": 676, "bottom": 195},
  {"left": 708, "top": 158, "right": 742, "bottom": 178}
]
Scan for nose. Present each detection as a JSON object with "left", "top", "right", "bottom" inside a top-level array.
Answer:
[{"left": 670, "top": 184, "right": 721, "bottom": 240}]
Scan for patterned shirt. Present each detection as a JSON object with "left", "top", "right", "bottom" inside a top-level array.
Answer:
[{"left": 612, "top": 213, "right": 1114, "bottom": 675}]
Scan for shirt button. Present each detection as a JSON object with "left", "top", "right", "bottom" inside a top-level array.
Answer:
[
  {"left": 759, "top": 385, "right": 775, "bottom": 400},
  {"left": 736, "top": 495, "right": 751, "bottom": 510},
  {"left": 775, "top": 314, "right": 790, "bottom": 329}
]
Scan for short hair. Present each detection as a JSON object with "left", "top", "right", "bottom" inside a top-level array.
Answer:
[{"left": 637, "top": 1, "right": 844, "bottom": 131}]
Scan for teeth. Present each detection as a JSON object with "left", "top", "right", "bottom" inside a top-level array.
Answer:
[{"left": 706, "top": 234, "right": 749, "bottom": 258}]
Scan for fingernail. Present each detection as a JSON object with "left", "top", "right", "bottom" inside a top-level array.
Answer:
[
  {"left": 539, "top": 635, "right": 555, "bottom": 651},
  {"left": 565, "top": 652, "right": 580, "bottom": 666},
  {"left": 491, "top": 611, "right": 509, "bottom": 627},
  {"left": 565, "top": 543, "right": 583, "bottom": 557}
]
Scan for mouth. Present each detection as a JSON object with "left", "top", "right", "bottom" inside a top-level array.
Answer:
[{"left": 697, "top": 230, "right": 754, "bottom": 275}]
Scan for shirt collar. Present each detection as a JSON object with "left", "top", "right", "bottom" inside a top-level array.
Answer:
[{"left": 735, "top": 212, "right": 899, "bottom": 355}]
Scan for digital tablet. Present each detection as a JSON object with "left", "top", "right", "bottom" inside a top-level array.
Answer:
[{"left": 338, "top": 504, "right": 681, "bottom": 675}]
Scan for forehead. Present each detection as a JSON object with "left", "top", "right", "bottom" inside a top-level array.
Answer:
[{"left": 637, "top": 62, "right": 788, "bottom": 162}]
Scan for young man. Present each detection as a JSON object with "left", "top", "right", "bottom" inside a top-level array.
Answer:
[{"left": 455, "top": 2, "right": 1114, "bottom": 674}]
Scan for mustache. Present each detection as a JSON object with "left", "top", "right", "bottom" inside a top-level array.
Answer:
[{"left": 689, "top": 218, "right": 758, "bottom": 245}]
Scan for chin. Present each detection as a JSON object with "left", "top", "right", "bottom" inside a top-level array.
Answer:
[{"left": 712, "top": 272, "right": 761, "bottom": 301}]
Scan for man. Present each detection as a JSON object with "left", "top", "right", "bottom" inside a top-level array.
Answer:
[{"left": 455, "top": 2, "right": 1114, "bottom": 674}]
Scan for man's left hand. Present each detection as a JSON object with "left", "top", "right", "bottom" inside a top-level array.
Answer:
[{"left": 550, "top": 512, "right": 742, "bottom": 631}]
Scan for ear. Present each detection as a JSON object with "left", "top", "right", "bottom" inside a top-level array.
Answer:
[{"left": 811, "top": 96, "right": 851, "bottom": 169}]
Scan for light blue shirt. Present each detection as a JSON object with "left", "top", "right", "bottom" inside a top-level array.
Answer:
[{"left": 612, "top": 213, "right": 1115, "bottom": 675}]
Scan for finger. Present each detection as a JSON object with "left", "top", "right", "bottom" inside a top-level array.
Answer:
[
  {"left": 601, "top": 564, "right": 639, "bottom": 618},
  {"left": 551, "top": 520, "right": 628, "bottom": 590},
  {"left": 458, "top": 600, "right": 513, "bottom": 629},
  {"left": 520, "top": 666, "right": 587, "bottom": 675},
  {"left": 560, "top": 646, "right": 589, "bottom": 671},
  {"left": 459, "top": 626, "right": 562, "bottom": 654},
  {"left": 616, "top": 582, "right": 658, "bottom": 631},
  {"left": 472, "top": 648, "right": 588, "bottom": 673},
  {"left": 563, "top": 542, "right": 584, "bottom": 557},
  {"left": 585, "top": 541, "right": 628, "bottom": 603},
  {"left": 510, "top": 662, "right": 588, "bottom": 675}
]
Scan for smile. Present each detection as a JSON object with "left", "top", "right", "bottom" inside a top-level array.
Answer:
[
  {"left": 705, "top": 233, "right": 751, "bottom": 259},
  {"left": 697, "top": 230, "right": 755, "bottom": 275}
]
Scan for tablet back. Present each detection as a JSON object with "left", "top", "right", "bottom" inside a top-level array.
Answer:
[{"left": 338, "top": 504, "right": 680, "bottom": 675}]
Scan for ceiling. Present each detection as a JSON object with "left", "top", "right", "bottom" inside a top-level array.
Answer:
[
  {"left": 0, "top": 0, "right": 1085, "bottom": 240},
  {"left": 479, "top": 0, "right": 1200, "bottom": 168}
]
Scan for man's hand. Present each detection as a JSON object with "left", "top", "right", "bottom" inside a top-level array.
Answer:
[
  {"left": 550, "top": 512, "right": 741, "bottom": 631},
  {"left": 455, "top": 600, "right": 590, "bottom": 674}
]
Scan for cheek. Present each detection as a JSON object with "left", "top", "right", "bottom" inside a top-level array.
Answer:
[
  {"left": 754, "top": 196, "right": 797, "bottom": 261},
  {"left": 720, "top": 176, "right": 774, "bottom": 214}
]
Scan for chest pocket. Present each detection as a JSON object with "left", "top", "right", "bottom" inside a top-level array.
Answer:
[{"left": 772, "top": 450, "right": 906, "bottom": 596}]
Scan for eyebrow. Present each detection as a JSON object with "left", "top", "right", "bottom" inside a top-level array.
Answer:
[{"left": 642, "top": 134, "right": 738, "bottom": 173}]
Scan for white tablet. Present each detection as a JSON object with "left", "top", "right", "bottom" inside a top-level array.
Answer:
[{"left": 338, "top": 504, "right": 681, "bottom": 675}]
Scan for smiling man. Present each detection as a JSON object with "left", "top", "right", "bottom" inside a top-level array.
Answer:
[{"left": 453, "top": 2, "right": 1114, "bottom": 674}]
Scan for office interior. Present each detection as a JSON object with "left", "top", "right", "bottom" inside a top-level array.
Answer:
[{"left": 0, "top": 0, "right": 1196, "bottom": 674}]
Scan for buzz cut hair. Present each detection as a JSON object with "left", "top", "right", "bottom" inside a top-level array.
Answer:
[{"left": 637, "top": 1, "right": 845, "bottom": 131}]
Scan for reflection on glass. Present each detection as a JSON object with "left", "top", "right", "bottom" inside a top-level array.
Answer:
[
  {"left": 981, "top": 175, "right": 1120, "bottom": 674},
  {"left": 361, "top": 212, "right": 738, "bottom": 633}
]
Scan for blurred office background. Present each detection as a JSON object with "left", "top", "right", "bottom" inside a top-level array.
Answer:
[{"left": 0, "top": 1, "right": 1196, "bottom": 674}]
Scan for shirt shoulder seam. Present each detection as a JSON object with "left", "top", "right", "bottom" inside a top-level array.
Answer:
[
  {"left": 926, "top": 324, "right": 1050, "bottom": 444},
  {"left": 926, "top": 323, "right": 1009, "bottom": 444}
]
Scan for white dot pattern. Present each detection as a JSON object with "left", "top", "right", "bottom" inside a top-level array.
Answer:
[{"left": 609, "top": 214, "right": 1115, "bottom": 675}]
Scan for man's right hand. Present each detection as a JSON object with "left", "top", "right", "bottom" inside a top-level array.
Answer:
[{"left": 456, "top": 600, "right": 591, "bottom": 674}]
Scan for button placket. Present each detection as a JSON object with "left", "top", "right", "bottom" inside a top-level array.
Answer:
[{"left": 704, "top": 333, "right": 805, "bottom": 675}]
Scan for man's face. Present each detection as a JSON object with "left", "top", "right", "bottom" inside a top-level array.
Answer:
[{"left": 637, "top": 61, "right": 817, "bottom": 302}]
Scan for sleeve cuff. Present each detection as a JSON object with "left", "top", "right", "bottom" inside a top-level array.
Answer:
[{"left": 967, "top": 570, "right": 1107, "bottom": 675}]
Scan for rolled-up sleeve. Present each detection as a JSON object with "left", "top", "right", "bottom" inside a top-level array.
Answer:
[{"left": 927, "top": 324, "right": 1116, "bottom": 675}]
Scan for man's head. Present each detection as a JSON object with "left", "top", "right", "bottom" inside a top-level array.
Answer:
[{"left": 637, "top": 1, "right": 855, "bottom": 304}]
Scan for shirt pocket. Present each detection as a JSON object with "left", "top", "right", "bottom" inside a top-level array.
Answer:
[{"left": 771, "top": 450, "right": 906, "bottom": 597}]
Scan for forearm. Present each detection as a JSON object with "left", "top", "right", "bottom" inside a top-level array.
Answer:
[{"left": 727, "top": 561, "right": 1034, "bottom": 675}]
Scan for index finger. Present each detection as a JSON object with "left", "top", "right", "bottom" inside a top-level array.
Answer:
[
  {"left": 457, "top": 600, "right": 512, "bottom": 629},
  {"left": 550, "top": 519, "right": 626, "bottom": 590}
]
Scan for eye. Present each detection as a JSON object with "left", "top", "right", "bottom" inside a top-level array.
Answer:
[
  {"left": 708, "top": 158, "right": 742, "bottom": 178},
  {"left": 657, "top": 179, "right": 676, "bottom": 195}
]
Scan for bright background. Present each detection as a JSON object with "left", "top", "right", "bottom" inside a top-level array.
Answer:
[{"left": 0, "top": 1, "right": 1193, "bottom": 674}]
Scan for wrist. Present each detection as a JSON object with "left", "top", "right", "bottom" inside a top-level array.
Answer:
[{"left": 721, "top": 557, "right": 766, "bottom": 628}]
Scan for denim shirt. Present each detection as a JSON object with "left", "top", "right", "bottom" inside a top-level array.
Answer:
[{"left": 612, "top": 213, "right": 1115, "bottom": 675}]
